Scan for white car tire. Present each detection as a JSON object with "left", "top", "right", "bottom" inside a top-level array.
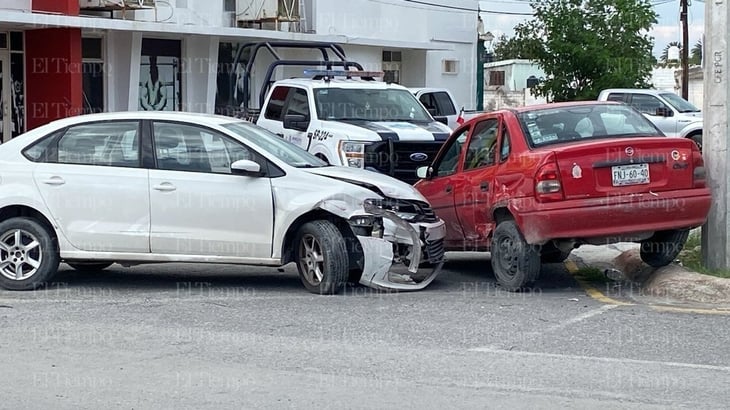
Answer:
[
  {"left": 0, "top": 217, "right": 60, "bottom": 291},
  {"left": 295, "top": 220, "right": 348, "bottom": 294}
]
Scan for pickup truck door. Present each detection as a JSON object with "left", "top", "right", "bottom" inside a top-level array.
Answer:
[
  {"left": 452, "top": 116, "right": 502, "bottom": 249},
  {"left": 415, "top": 126, "right": 469, "bottom": 248},
  {"left": 628, "top": 94, "right": 678, "bottom": 136},
  {"left": 256, "top": 85, "right": 289, "bottom": 139},
  {"left": 280, "top": 87, "right": 312, "bottom": 150}
]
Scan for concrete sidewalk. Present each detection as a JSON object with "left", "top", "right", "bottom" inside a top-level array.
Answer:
[{"left": 569, "top": 243, "right": 730, "bottom": 308}]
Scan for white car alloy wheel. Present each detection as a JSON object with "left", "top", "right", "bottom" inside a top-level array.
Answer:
[
  {"left": 0, "top": 228, "right": 42, "bottom": 281},
  {"left": 0, "top": 218, "right": 60, "bottom": 291},
  {"left": 299, "top": 233, "right": 325, "bottom": 285},
  {"left": 294, "top": 220, "right": 348, "bottom": 294}
]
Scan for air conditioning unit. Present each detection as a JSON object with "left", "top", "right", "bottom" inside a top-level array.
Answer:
[
  {"left": 79, "top": 0, "right": 155, "bottom": 10},
  {"left": 236, "top": 0, "right": 299, "bottom": 22}
]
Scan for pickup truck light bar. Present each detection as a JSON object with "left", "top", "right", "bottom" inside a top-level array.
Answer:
[{"left": 303, "top": 69, "right": 385, "bottom": 79}]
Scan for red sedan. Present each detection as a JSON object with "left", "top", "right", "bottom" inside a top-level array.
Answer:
[{"left": 415, "top": 101, "right": 711, "bottom": 291}]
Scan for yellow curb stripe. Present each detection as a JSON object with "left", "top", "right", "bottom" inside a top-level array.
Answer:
[
  {"left": 650, "top": 305, "right": 730, "bottom": 316},
  {"left": 564, "top": 260, "right": 634, "bottom": 306}
]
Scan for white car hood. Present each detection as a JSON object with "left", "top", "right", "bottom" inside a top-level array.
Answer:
[
  {"left": 303, "top": 166, "right": 427, "bottom": 201},
  {"left": 321, "top": 120, "right": 451, "bottom": 142}
]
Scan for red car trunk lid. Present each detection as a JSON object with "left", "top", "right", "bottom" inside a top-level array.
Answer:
[{"left": 552, "top": 137, "right": 696, "bottom": 200}]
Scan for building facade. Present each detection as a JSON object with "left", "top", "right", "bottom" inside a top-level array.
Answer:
[{"left": 0, "top": 0, "right": 479, "bottom": 143}]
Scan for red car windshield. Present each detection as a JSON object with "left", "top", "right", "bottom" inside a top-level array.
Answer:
[{"left": 516, "top": 103, "right": 663, "bottom": 148}]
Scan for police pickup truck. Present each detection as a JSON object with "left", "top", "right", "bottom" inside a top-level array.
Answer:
[{"left": 222, "top": 41, "right": 451, "bottom": 184}]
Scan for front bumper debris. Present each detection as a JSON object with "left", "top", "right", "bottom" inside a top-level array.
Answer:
[{"left": 356, "top": 208, "right": 446, "bottom": 291}]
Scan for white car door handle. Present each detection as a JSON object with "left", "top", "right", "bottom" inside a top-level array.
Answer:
[
  {"left": 153, "top": 183, "right": 177, "bottom": 192},
  {"left": 41, "top": 176, "right": 65, "bottom": 186}
]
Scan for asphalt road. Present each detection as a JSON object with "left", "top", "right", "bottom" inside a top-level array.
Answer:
[{"left": 1, "top": 252, "right": 729, "bottom": 409}]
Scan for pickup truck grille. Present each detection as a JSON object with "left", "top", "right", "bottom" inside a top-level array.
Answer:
[{"left": 364, "top": 141, "right": 444, "bottom": 184}]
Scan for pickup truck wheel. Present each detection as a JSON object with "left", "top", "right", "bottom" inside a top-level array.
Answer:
[
  {"left": 689, "top": 133, "right": 702, "bottom": 152},
  {"left": 295, "top": 220, "right": 348, "bottom": 294},
  {"left": 0, "top": 217, "right": 60, "bottom": 291},
  {"left": 640, "top": 229, "right": 689, "bottom": 267},
  {"left": 491, "top": 220, "right": 540, "bottom": 291},
  {"left": 66, "top": 262, "right": 114, "bottom": 272}
]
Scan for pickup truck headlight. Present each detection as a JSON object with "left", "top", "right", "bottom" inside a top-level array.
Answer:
[
  {"left": 338, "top": 141, "right": 366, "bottom": 168},
  {"left": 364, "top": 198, "right": 419, "bottom": 222}
]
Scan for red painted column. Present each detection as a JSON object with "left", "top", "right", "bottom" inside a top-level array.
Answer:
[
  {"left": 32, "top": 0, "right": 79, "bottom": 15},
  {"left": 25, "top": 28, "right": 83, "bottom": 130}
]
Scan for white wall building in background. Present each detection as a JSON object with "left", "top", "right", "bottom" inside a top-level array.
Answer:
[{"left": 2, "top": 0, "right": 480, "bottom": 118}]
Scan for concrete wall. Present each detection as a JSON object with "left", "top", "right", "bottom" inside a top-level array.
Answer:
[{"left": 106, "top": 31, "right": 138, "bottom": 112}]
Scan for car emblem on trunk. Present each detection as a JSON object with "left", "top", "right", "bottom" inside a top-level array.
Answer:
[
  {"left": 671, "top": 150, "right": 681, "bottom": 161},
  {"left": 410, "top": 152, "right": 429, "bottom": 162},
  {"left": 625, "top": 147, "right": 635, "bottom": 157},
  {"left": 572, "top": 163, "right": 582, "bottom": 179}
]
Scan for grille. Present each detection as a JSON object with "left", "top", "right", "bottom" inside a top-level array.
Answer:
[
  {"left": 424, "top": 238, "right": 445, "bottom": 264},
  {"left": 364, "top": 141, "right": 444, "bottom": 184},
  {"left": 411, "top": 200, "right": 438, "bottom": 223}
]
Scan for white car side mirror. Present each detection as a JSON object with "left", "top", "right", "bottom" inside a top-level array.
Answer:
[
  {"left": 231, "top": 159, "right": 262, "bottom": 176},
  {"left": 416, "top": 166, "right": 430, "bottom": 179}
]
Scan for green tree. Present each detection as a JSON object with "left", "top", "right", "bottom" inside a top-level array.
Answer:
[
  {"left": 690, "top": 38, "right": 702, "bottom": 66},
  {"left": 493, "top": 34, "right": 539, "bottom": 61},
  {"left": 513, "top": 0, "right": 657, "bottom": 101},
  {"left": 659, "top": 41, "right": 681, "bottom": 67}
]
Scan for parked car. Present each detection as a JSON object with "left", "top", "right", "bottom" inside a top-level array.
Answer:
[
  {"left": 410, "top": 87, "right": 484, "bottom": 130},
  {"left": 597, "top": 88, "right": 703, "bottom": 150},
  {"left": 0, "top": 112, "right": 446, "bottom": 294},
  {"left": 415, "top": 102, "right": 711, "bottom": 291}
]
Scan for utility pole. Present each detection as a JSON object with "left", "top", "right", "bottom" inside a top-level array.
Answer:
[
  {"left": 702, "top": 0, "right": 730, "bottom": 269},
  {"left": 680, "top": 0, "right": 689, "bottom": 99}
]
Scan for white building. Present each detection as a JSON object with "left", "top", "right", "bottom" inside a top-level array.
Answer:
[{"left": 0, "top": 0, "right": 479, "bottom": 142}]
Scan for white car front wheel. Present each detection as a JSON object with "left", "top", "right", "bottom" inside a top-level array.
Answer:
[
  {"left": 295, "top": 220, "right": 348, "bottom": 294},
  {"left": 0, "top": 217, "right": 60, "bottom": 291}
]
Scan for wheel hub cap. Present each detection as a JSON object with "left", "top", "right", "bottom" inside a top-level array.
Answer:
[
  {"left": 0, "top": 229, "right": 43, "bottom": 281},
  {"left": 299, "top": 235, "right": 324, "bottom": 286}
]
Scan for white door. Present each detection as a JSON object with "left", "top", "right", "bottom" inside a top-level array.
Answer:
[
  {"left": 0, "top": 51, "right": 10, "bottom": 144},
  {"left": 280, "top": 87, "right": 311, "bottom": 150},
  {"left": 148, "top": 122, "right": 275, "bottom": 258},
  {"left": 32, "top": 120, "right": 150, "bottom": 252}
]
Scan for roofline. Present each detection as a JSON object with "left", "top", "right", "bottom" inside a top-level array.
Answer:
[{"left": 0, "top": 11, "right": 457, "bottom": 51}]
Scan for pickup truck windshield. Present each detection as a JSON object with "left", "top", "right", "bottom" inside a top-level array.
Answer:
[
  {"left": 517, "top": 104, "right": 663, "bottom": 148},
  {"left": 223, "top": 122, "right": 328, "bottom": 168},
  {"left": 314, "top": 88, "right": 432, "bottom": 122},
  {"left": 660, "top": 92, "right": 701, "bottom": 113}
]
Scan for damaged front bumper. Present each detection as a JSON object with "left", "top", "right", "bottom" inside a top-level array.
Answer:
[{"left": 355, "top": 206, "right": 446, "bottom": 291}]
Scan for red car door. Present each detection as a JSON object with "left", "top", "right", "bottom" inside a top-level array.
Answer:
[
  {"left": 452, "top": 116, "right": 503, "bottom": 250},
  {"left": 415, "top": 126, "right": 470, "bottom": 247}
]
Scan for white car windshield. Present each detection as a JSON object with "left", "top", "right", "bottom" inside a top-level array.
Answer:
[
  {"left": 660, "top": 93, "right": 701, "bottom": 113},
  {"left": 223, "top": 122, "right": 328, "bottom": 168},
  {"left": 314, "top": 88, "right": 432, "bottom": 122}
]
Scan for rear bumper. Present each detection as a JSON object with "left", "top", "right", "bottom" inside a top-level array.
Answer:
[{"left": 517, "top": 189, "right": 711, "bottom": 244}]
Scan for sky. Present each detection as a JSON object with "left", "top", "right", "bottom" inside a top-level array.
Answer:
[{"left": 478, "top": 0, "right": 706, "bottom": 58}]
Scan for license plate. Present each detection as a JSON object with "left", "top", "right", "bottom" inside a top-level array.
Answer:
[{"left": 612, "top": 163, "right": 650, "bottom": 186}]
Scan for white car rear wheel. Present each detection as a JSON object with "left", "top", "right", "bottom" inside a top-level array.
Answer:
[{"left": 0, "top": 217, "right": 60, "bottom": 291}]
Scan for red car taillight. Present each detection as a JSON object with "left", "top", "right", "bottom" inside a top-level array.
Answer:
[
  {"left": 692, "top": 147, "right": 706, "bottom": 188},
  {"left": 535, "top": 159, "right": 564, "bottom": 202}
]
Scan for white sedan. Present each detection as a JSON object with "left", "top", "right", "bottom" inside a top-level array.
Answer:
[{"left": 0, "top": 112, "right": 446, "bottom": 294}]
